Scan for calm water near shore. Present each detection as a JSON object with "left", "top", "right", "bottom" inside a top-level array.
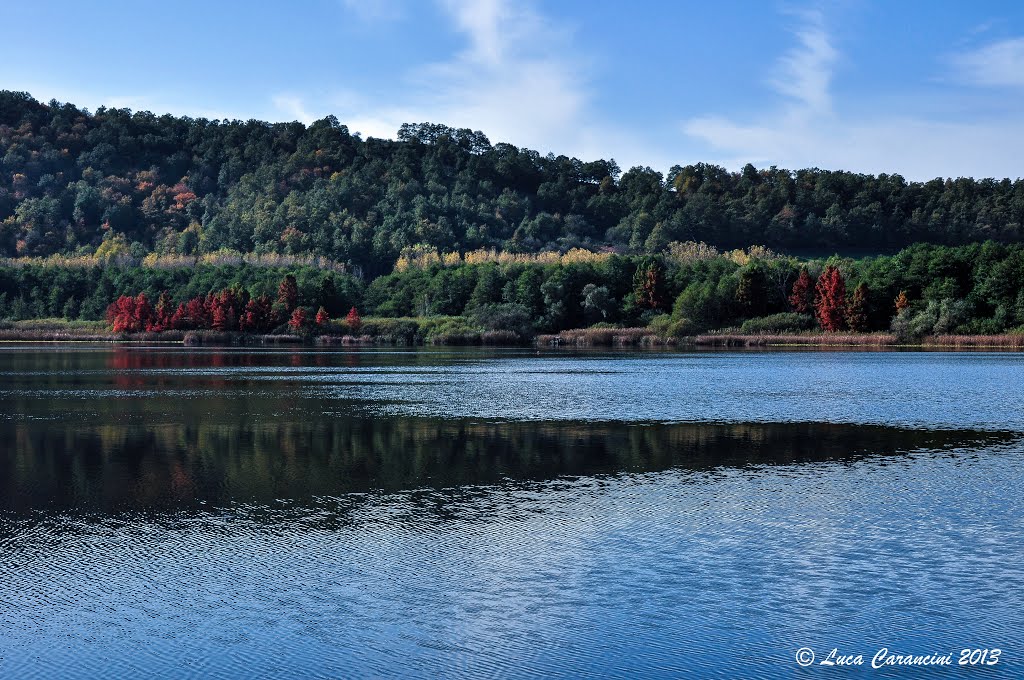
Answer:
[{"left": 2, "top": 346, "right": 1023, "bottom": 677}]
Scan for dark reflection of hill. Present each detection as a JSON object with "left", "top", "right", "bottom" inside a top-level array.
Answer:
[{"left": 0, "top": 416, "right": 1015, "bottom": 514}]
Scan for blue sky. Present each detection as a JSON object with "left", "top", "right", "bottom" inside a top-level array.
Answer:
[{"left": 4, "top": 0, "right": 1024, "bottom": 180}]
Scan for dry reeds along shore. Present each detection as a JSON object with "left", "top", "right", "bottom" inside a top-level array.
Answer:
[
  {"left": 536, "top": 329, "right": 1024, "bottom": 349},
  {"left": 692, "top": 333, "right": 897, "bottom": 347},
  {"left": 537, "top": 328, "right": 664, "bottom": 347}
]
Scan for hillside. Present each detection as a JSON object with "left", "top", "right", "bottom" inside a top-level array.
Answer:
[{"left": 3, "top": 90, "right": 1024, "bottom": 276}]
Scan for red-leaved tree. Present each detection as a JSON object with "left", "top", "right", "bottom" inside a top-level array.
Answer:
[
  {"left": 633, "top": 260, "right": 666, "bottom": 309},
  {"left": 277, "top": 275, "right": 298, "bottom": 313},
  {"left": 345, "top": 306, "right": 362, "bottom": 332},
  {"left": 106, "top": 293, "right": 154, "bottom": 333},
  {"left": 288, "top": 307, "right": 308, "bottom": 332},
  {"left": 814, "top": 265, "right": 847, "bottom": 331},
  {"left": 210, "top": 289, "right": 243, "bottom": 331},
  {"left": 240, "top": 295, "right": 275, "bottom": 333},
  {"left": 788, "top": 269, "right": 815, "bottom": 313},
  {"left": 315, "top": 306, "right": 330, "bottom": 326}
]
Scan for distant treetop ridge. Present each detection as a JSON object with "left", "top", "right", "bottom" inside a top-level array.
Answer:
[{"left": 2, "top": 90, "right": 1023, "bottom": 275}]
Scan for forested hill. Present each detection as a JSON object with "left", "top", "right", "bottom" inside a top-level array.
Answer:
[{"left": 3, "top": 89, "right": 1024, "bottom": 275}]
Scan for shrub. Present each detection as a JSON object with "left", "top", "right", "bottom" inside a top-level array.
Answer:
[
  {"left": 740, "top": 312, "right": 815, "bottom": 334},
  {"left": 646, "top": 314, "right": 673, "bottom": 336},
  {"left": 360, "top": 317, "right": 420, "bottom": 344},
  {"left": 893, "top": 298, "right": 971, "bottom": 340},
  {"left": 667, "top": 318, "right": 697, "bottom": 337},
  {"left": 468, "top": 303, "right": 534, "bottom": 338},
  {"left": 423, "top": 318, "right": 481, "bottom": 345}
]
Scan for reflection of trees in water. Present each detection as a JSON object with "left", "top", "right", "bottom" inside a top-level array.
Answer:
[{"left": 1, "top": 415, "right": 1015, "bottom": 515}]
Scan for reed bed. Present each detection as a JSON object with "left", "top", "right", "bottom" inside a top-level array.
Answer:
[
  {"left": 315, "top": 334, "right": 374, "bottom": 346},
  {"left": 0, "top": 329, "right": 115, "bottom": 342},
  {"left": 481, "top": 330, "right": 523, "bottom": 345},
  {"left": 924, "top": 334, "right": 1024, "bottom": 348},
  {"left": 694, "top": 333, "right": 897, "bottom": 347},
  {"left": 181, "top": 331, "right": 302, "bottom": 346},
  {"left": 539, "top": 328, "right": 668, "bottom": 347}
]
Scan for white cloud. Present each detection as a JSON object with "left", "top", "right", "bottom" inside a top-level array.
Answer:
[
  {"left": 360, "top": 0, "right": 589, "bottom": 152},
  {"left": 768, "top": 9, "right": 837, "bottom": 113},
  {"left": 951, "top": 37, "right": 1024, "bottom": 87},
  {"left": 276, "top": 0, "right": 677, "bottom": 170},
  {"left": 272, "top": 94, "right": 317, "bottom": 124},
  {"left": 682, "top": 12, "right": 1024, "bottom": 180}
]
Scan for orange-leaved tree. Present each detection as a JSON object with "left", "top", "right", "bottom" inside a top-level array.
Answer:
[
  {"left": 315, "top": 306, "right": 330, "bottom": 326},
  {"left": 106, "top": 293, "right": 154, "bottom": 333},
  {"left": 288, "top": 307, "right": 308, "bottom": 332},
  {"left": 894, "top": 290, "right": 909, "bottom": 314},
  {"left": 814, "top": 265, "right": 847, "bottom": 331},
  {"left": 788, "top": 269, "right": 815, "bottom": 313},
  {"left": 345, "top": 306, "right": 362, "bottom": 332}
]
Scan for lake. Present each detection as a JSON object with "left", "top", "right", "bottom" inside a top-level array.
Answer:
[{"left": 1, "top": 346, "right": 1023, "bottom": 678}]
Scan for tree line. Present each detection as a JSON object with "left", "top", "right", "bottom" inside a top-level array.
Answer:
[
  {"left": 5, "top": 240, "right": 1024, "bottom": 339},
  {"left": 0, "top": 261, "right": 360, "bottom": 323},
  {"left": 4, "top": 90, "right": 1024, "bottom": 278},
  {"left": 105, "top": 275, "right": 362, "bottom": 335}
]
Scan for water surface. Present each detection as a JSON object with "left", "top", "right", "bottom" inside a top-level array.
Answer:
[{"left": 1, "top": 346, "right": 1022, "bottom": 677}]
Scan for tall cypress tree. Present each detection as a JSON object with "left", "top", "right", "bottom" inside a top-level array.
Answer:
[{"left": 814, "top": 265, "right": 847, "bottom": 331}]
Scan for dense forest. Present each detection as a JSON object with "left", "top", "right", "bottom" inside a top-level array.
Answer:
[
  {"left": 357, "top": 241, "right": 1024, "bottom": 338},
  {"left": 5, "top": 241, "right": 1024, "bottom": 341},
  {"left": 4, "top": 90, "right": 1024, "bottom": 279}
]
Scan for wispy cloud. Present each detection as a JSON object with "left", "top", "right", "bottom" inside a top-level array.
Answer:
[
  {"left": 951, "top": 37, "right": 1024, "bottom": 87},
  {"left": 682, "top": 11, "right": 1024, "bottom": 179},
  {"left": 683, "top": 10, "right": 840, "bottom": 168},
  {"left": 311, "top": 0, "right": 587, "bottom": 149},
  {"left": 272, "top": 94, "right": 317, "bottom": 124},
  {"left": 767, "top": 9, "right": 837, "bottom": 113},
  {"left": 279, "top": 0, "right": 674, "bottom": 171}
]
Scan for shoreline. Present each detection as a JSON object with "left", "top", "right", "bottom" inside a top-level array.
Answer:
[{"left": 3, "top": 325, "right": 1024, "bottom": 350}]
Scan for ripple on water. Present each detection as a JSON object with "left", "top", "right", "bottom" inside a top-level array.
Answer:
[
  {"left": 1, "top": 348, "right": 1024, "bottom": 678},
  {"left": 2, "top": 443, "right": 1024, "bottom": 678}
]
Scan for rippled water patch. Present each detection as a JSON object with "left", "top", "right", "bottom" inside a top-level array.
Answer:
[{"left": 1, "top": 347, "right": 1023, "bottom": 678}]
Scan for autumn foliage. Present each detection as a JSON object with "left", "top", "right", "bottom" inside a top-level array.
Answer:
[
  {"left": 788, "top": 269, "right": 815, "bottom": 314},
  {"left": 847, "top": 282, "right": 870, "bottom": 332},
  {"left": 814, "top": 265, "right": 848, "bottom": 332},
  {"left": 894, "top": 290, "right": 910, "bottom": 313},
  {"left": 105, "top": 275, "right": 304, "bottom": 334},
  {"left": 345, "top": 306, "right": 362, "bottom": 332},
  {"left": 288, "top": 307, "right": 308, "bottom": 332},
  {"left": 315, "top": 306, "right": 331, "bottom": 326},
  {"left": 106, "top": 293, "right": 155, "bottom": 333},
  {"left": 277, "top": 274, "right": 298, "bottom": 312},
  {"left": 633, "top": 260, "right": 666, "bottom": 309}
]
